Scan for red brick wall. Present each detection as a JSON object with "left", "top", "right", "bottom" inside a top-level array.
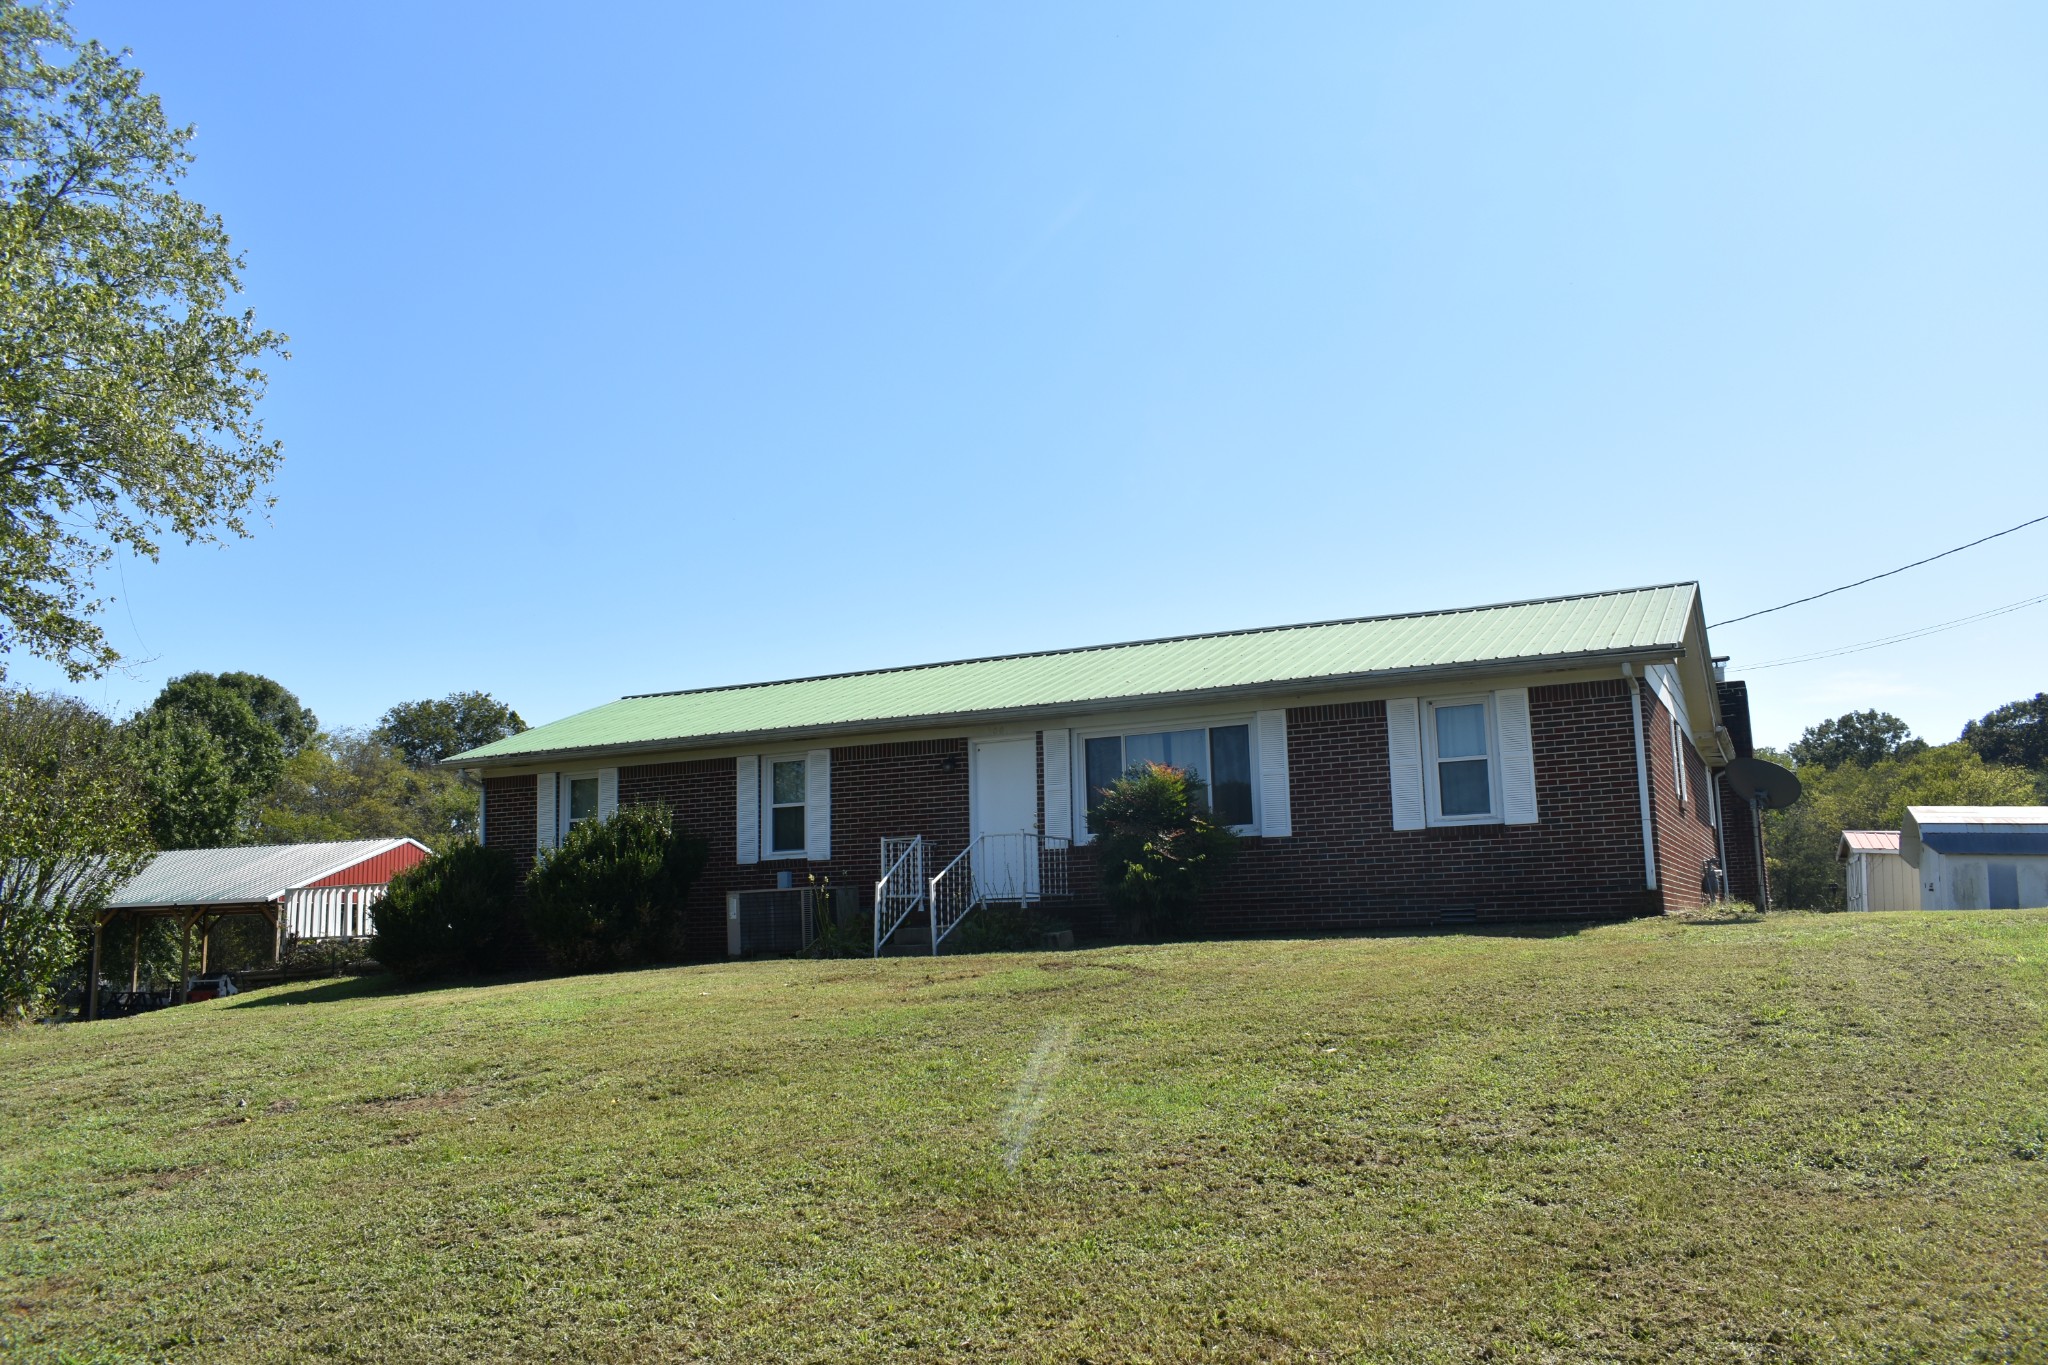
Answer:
[
  {"left": 1640, "top": 681, "right": 1721, "bottom": 911},
  {"left": 1717, "top": 773, "right": 1768, "bottom": 905},
  {"left": 1063, "top": 680, "right": 1660, "bottom": 935},
  {"left": 615, "top": 757, "right": 737, "bottom": 961},
  {"left": 482, "top": 775, "right": 537, "bottom": 880},
  {"left": 612, "top": 739, "right": 971, "bottom": 959}
]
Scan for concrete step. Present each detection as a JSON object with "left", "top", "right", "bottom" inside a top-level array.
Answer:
[{"left": 877, "top": 922, "right": 934, "bottom": 957}]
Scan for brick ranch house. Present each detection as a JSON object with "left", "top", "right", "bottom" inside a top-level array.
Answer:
[{"left": 446, "top": 582, "right": 1766, "bottom": 955}]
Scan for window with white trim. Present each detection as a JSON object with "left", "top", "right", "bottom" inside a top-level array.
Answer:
[
  {"left": 1422, "top": 695, "right": 1499, "bottom": 824},
  {"left": 1670, "top": 715, "right": 1688, "bottom": 804},
  {"left": 1081, "top": 722, "right": 1255, "bottom": 828},
  {"left": 564, "top": 773, "right": 599, "bottom": 837},
  {"left": 767, "top": 757, "right": 807, "bottom": 856}
]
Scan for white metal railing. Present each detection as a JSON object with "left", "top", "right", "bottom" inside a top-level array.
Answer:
[
  {"left": 927, "top": 832, "right": 1072, "bottom": 953},
  {"left": 282, "top": 884, "right": 386, "bottom": 940},
  {"left": 873, "top": 835, "right": 927, "bottom": 956}
]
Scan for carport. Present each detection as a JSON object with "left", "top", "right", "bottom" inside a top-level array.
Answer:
[{"left": 89, "top": 839, "right": 430, "bottom": 1019}]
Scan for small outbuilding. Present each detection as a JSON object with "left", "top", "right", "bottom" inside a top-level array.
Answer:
[
  {"left": 90, "top": 838, "right": 431, "bottom": 1018},
  {"left": 1837, "top": 829, "right": 1919, "bottom": 911},
  {"left": 1899, "top": 806, "right": 2048, "bottom": 911}
]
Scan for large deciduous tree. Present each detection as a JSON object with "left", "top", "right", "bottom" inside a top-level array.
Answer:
[
  {"left": 1787, "top": 710, "right": 1926, "bottom": 771},
  {"left": 1961, "top": 693, "right": 2048, "bottom": 781},
  {"left": 0, "top": 2, "right": 285, "bottom": 681},
  {"left": 257, "top": 730, "right": 479, "bottom": 850},
  {"left": 0, "top": 690, "right": 152, "bottom": 1020},
  {"left": 376, "top": 692, "right": 527, "bottom": 769},
  {"left": 125, "top": 673, "right": 285, "bottom": 848}
]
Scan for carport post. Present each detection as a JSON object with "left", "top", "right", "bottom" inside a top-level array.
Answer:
[
  {"left": 87, "top": 914, "right": 104, "bottom": 1021},
  {"left": 177, "top": 912, "right": 195, "bottom": 1004},
  {"left": 129, "top": 914, "right": 140, "bottom": 992}
]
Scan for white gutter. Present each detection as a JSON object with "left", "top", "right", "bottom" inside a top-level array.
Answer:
[{"left": 1625, "top": 662, "right": 1658, "bottom": 891}]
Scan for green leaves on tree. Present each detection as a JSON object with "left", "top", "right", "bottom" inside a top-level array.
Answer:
[{"left": 0, "top": 2, "right": 287, "bottom": 680}]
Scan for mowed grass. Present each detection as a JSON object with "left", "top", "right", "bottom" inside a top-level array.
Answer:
[{"left": 6, "top": 912, "right": 2048, "bottom": 1363}]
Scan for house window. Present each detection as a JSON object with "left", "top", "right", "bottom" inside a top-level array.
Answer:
[
  {"left": 768, "top": 757, "right": 806, "bottom": 855},
  {"left": 1082, "top": 723, "right": 1255, "bottom": 828},
  {"left": 564, "top": 774, "right": 599, "bottom": 835},
  {"left": 1423, "top": 696, "right": 1496, "bottom": 823},
  {"left": 1670, "top": 717, "right": 1688, "bottom": 804}
]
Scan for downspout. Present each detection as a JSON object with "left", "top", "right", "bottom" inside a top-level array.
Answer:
[
  {"left": 1709, "top": 764, "right": 1730, "bottom": 900},
  {"left": 1624, "top": 663, "right": 1658, "bottom": 892}
]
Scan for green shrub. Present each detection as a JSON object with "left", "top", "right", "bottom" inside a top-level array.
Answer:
[
  {"left": 370, "top": 839, "right": 519, "bottom": 979},
  {"left": 523, "top": 803, "right": 706, "bottom": 973},
  {"left": 949, "top": 901, "right": 1067, "bottom": 953},
  {"left": 1086, "top": 762, "right": 1241, "bottom": 938}
]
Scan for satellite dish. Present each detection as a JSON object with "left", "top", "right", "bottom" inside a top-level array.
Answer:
[{"left": 1725, "top": 757, "right": 1802, "bottom": 810}]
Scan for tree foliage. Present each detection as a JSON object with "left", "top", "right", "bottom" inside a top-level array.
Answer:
[
  {"left": 1787, "top": 710, "right": 1927, "bottom": 771},
  {"left": 256, "top": 730, "right": 476, "bottom": 850},
  {"left": 0, "top": 3, "right": 286, "bottom": 680},
  {"left": 0, "top": 690, "right": 152, "bottom": 1021},
  {"left": 370, "top": 839, "right": 519, "bottom": 980},
  {"left": 124, "top": 705, "right": 240, "bottom": 849},
  {"left": 210, "top": 670, "right": 316, "bottom": 757},
  {"left": 524, "top": 803, "right": 706, "bottom": 973},
  {"left": 122, "top": 672, "right": 284, "bottom": 846},
  {"left": 1961, "top": 693, "right": 2048, "bottom": 782},
  {"left": 1086, "top": 762, "right": 1241, "bottom": 938},
  {"left": 1762, "top": 742, "right": 2038, "bottom": 910},
  {"left": 375, "top": 692, "right": 526, "bottom": 769}
]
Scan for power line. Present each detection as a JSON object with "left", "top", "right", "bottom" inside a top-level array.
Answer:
[
  {"left": 1742, "top": 590, "right": 2048, "bottom": 670},
  {"left": 1710, "top": 512, "right": 2048, "bottom": 628}
]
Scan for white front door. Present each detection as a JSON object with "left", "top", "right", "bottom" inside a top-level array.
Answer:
[{"left": 972, "top": 738, "right": 1039, "bottom": 900}]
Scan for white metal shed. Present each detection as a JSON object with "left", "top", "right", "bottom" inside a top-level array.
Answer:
[{"left": 1899, "top": 806, "right": 2048, "bottom": 910}]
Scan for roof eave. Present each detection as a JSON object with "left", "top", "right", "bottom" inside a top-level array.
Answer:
[{"left": 443, "top": 643, "right": 1682, "bottom": 771}]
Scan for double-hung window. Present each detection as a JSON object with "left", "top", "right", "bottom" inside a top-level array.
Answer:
[
  {"left": 563, "top": 773, "right": 599, "bottom": 838},
  {"left": 1422, "top": 696, "right": 1497, "bottom": 824},
  {"left": 1670, "top": 716, "right": 1688, "bottom": 804},
  {"left": 767, "top": 757, "right": 807, "bottom": 856},
  {"left": 1082, "top": 722, "right": 1255, "bottom": 828}
]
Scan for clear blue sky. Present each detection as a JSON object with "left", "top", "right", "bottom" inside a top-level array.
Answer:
[{"left": 25, "top": 1, "right": 2048, "bottom": 750}]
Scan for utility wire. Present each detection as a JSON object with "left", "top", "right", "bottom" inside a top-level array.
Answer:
[
  {"left": 1710, "top": 512, "right": 2048, "bottom": 628},
  {"left": 1742, "top": 590, "right": 2048, "bottom": 670}
]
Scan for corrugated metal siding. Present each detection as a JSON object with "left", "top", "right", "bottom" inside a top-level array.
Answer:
[
  {"left": 305, "top": 841, "right": 432, "bottom": 888},
  {"left": 454, "top": 583, "right": 1701, "bottom": 764}
]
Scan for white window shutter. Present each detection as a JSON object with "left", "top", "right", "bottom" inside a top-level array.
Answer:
[
  {"left": 534, "top": 772, "right": 558, "bottom": 851},
  {"left": 1495, "top": 687, "right": 1539, "bottom": 825},
  {"left": 1256, "top": 709, "right": 1292, "bottom": 838},
  {"left": 735, "top": 756, "right": 760, "bottom": 864},
  {"left": 597, "top": 767, "right": 618, "bottom": 821},
  {"left": 1041, "top": 729, "right": 1071, "bottom": 840},
  {"left": 805, "top": 749, "right": 832, "bottom": 860},
  {"left": 1386, "top": 698, "right": 1426, "bottom": 831}
]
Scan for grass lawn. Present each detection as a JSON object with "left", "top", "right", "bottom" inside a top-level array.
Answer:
[{"left": 5, "top": 910, "right": 2048, "bottom": 1363}]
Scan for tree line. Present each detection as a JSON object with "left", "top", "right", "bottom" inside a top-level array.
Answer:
[{"left": 1762, "top": 693, "right": 2048, "bottom": 908}]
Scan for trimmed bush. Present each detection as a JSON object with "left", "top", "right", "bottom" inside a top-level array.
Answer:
[
  {"left": 1086, "top": 762, "right": 1241, "bottom": 938},
  {"left": 524, "top": 803, "right": 707, "bottom": 973},
  {"left": 370, "top": 839, "right": 519, "bottom": 979}
]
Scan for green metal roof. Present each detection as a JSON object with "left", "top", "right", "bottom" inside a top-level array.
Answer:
[{"left": 451, "top": 582, "right": 1701, "bottom": 767}]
